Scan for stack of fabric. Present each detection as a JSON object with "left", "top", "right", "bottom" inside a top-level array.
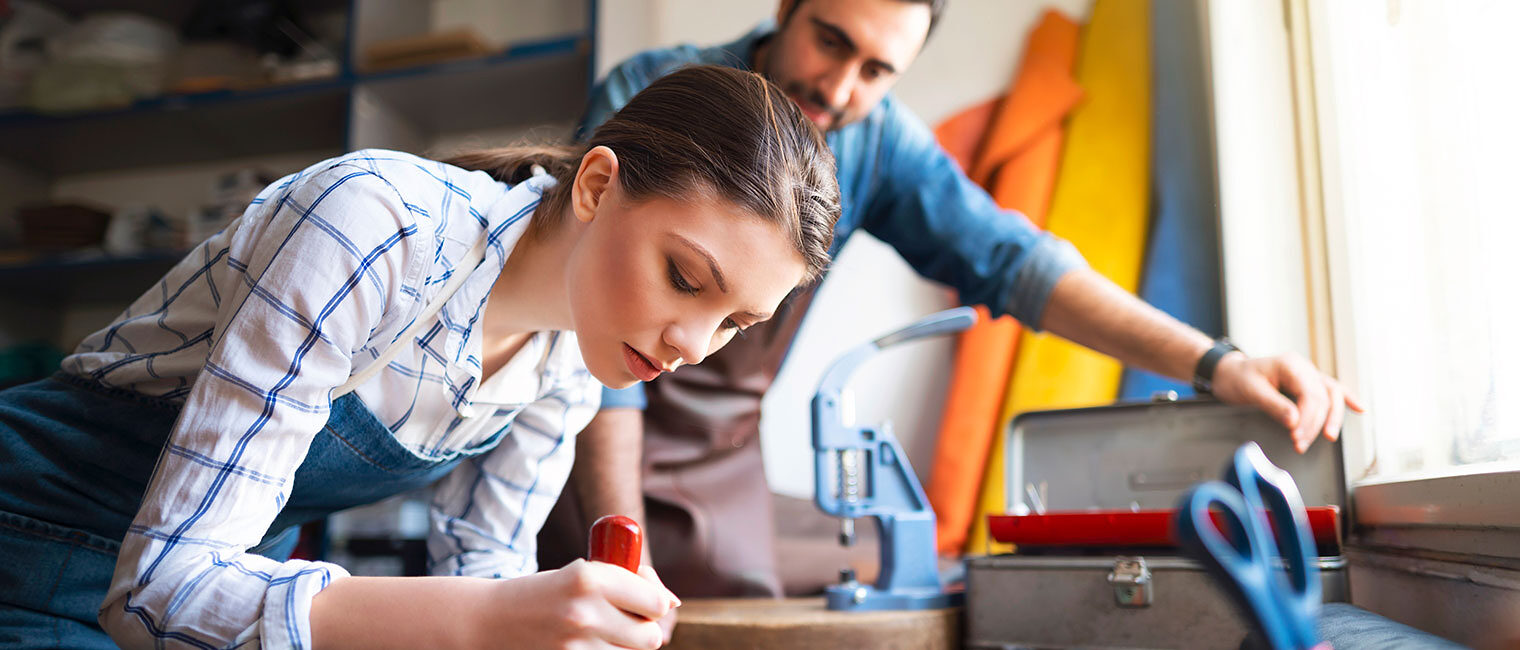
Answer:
[{"left": 926, "top": 0, "right": 1222, "bottom": 556}]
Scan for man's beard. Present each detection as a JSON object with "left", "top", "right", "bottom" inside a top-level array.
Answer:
[{"left": 781, "top": 81, "right": 845, "bottom": 132}]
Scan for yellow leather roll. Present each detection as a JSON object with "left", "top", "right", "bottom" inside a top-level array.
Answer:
[{"left": 964, "top": 0, "right": 1152, "bottom": 555}]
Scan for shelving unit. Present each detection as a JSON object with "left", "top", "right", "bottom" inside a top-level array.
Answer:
[{"left": 0, "top": 0, "right": 597, "bottom": 351}]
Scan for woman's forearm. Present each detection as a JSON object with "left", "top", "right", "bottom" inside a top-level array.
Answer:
[{"left": 310, "top": 576, "right": 493, "bottom": 650}]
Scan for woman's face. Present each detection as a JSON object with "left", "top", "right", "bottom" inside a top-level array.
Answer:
[{"left": 565, "top": 180, "right": 807, "bottom": 389}]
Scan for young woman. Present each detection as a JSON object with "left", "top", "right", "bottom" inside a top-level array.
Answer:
[{"left": 0, "top": 64, "right": 839, "bottom": 650}]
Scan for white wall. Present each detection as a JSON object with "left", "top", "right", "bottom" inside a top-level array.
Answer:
[{"left": 597, "top": 0, "right": 1093, "bottom": 499}]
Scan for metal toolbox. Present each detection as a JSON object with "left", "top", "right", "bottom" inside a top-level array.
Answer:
[{"left": 964, "top": 398, "right": 1349, "bottom": 649}]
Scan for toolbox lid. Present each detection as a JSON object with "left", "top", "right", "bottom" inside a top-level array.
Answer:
[{"left": 1002, "top": 398, "right": 1345, "bottom": 526}]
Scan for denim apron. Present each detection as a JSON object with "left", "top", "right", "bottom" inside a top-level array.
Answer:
[{"left": 0, "top": 240, "right": 494, "bottom": 648}]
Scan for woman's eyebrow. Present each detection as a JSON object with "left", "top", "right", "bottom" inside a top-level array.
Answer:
[{"left": 672, "top": 234, "right": 729, "bottom": 293}]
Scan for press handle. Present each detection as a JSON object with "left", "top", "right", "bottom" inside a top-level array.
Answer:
[
  {"left": 872, "top": 306, "right": 977, "bottom": 348},
  {"left": 588, "top": 514, "right": 642, "bottom": 573}
]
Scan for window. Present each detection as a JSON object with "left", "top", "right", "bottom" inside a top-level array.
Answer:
[
  {"left": 1305, "top": 0, "right": 1520, "bottom": 486},
  {"left": 1211, "top": 0, "right": 1520, "bottom": 534}
]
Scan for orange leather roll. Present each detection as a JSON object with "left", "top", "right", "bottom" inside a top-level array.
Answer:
[
  {"left": 926, "top": 9, "right": 1082, "bottom": 555},
  {"left": 965, "top": 0, "right": 1153, "bottom": 555}
]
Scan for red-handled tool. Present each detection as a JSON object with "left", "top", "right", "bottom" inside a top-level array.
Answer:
[{"left": 588, "top": 514, "right": 642, "bottom": 573}]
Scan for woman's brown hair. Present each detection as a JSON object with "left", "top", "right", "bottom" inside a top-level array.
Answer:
[{"left": 442, "top": 64, "right": 840, "bottom": 281}]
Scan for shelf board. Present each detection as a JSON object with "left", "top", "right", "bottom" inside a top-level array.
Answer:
[
  {"left": 0, "top": 249, "right": 187, "bottom": 303},
  {"left": 37, "top": 0, "right": 350, "bottom": 32},
  {"left": 0, "top": 32, "right": 591, "bottom": 176},
  {"left": 0, "top": 249, "right": 187, "bottom": 274},
  {"left": 0, "top": 81, "right": 351, "bottom": 175},
  {"left": 355, "top": 33, "right": 591, "bottom": 136},
  {"left": 0, "top": 32, "right": 586, "bottom": 175}
]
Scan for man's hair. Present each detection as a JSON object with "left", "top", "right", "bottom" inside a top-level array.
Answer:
[{"left": 782, "top": 0, "right": 947, "bottom": 40}]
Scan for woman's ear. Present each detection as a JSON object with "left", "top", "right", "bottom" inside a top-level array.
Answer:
[{"left": 570, "top": 145, "right": 618, "bottom": 224}]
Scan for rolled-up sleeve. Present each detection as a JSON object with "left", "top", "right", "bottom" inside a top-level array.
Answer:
[
  {"left": 859, "top": 105, "right": 1087, "bottom": 330},
  {"left": 99, "top": 165, "right": 422, "bottom": 649}
]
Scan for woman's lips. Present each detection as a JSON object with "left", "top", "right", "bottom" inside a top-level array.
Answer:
[{"left": 623, "top": 344, "right": 661, "bottom": 382}]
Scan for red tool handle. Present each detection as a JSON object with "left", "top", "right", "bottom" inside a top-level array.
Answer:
[{"left": 588, "top": 514, "right": 642, "bottom": 573}]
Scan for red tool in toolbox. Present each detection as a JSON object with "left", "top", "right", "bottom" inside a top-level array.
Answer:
[{"left": 987, "top": 505, "right": 1342, "bottom": 555}]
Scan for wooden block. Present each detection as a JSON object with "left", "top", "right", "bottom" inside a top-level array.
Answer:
[
  {"left": 362, "top": 28, "right": 492, "bottom": 72},
  {"left": 666, "top": 598, "right": 961, "bottom": 650}
]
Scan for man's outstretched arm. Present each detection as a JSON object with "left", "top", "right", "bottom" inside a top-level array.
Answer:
[{"left": 1040, "top": 267, "right": 1365, "bottom": 452}]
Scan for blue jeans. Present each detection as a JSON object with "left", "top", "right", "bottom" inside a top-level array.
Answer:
[
  {"left": 0, "top": 374, "right": 498, "bottom": 648},
  {"left": 1237, "top": 603, "right": 1470, "bottom": 649}
]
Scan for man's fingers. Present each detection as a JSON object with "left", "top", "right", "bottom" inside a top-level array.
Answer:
[
  {"left": 1279, "top": 363, "right": 1328, "bottom": 453},
  {"left": 1343, "top": 390, "right": 1367, "bottom": 414},
  {"left": 1243, "top": 370, "right": 1299, "bottom": 432},
  {"left": 1323, "top": 378, "right": 1346, "bottom": 442}
]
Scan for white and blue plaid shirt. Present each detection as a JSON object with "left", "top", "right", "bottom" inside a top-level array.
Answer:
[{"left": 67, "top": 150, "right": 599, "bottom": 649}]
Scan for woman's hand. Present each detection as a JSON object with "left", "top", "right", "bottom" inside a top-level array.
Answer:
[
  {"left": 637, "top": 565, "right": 679, "bottom": 644},
  {"left": 478, "top": 559, "right": 680, "bottom": 650}
]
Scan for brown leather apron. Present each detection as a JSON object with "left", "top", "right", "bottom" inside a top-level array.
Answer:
[{"left": 539, "top": 286, "right": 818, "bottom": 597}]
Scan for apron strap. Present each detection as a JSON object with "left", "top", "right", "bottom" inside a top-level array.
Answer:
[{"left": 333, "top": 238, "right": 488, "bottom": 398}]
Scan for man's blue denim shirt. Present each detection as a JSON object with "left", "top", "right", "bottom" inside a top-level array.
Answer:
[{"left": 586, "top": 21, "right": 1088, "bottom": 410}]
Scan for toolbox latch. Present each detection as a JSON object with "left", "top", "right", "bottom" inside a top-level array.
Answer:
[{"left": 1107, "top": 556, "right": 1153, "bottom": 607}]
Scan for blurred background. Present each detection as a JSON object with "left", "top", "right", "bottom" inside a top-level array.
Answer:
[{"left": 0, "top": 2, "right": 1515, "bottom": 644}]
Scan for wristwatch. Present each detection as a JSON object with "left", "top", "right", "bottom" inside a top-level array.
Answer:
[{"left": 1192, "top": 338, "right": 1241, "bottom": 394}]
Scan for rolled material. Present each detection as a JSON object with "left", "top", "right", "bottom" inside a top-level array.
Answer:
[
  {"left": 966, "top": 0, "right": 1153, "bottom": 555},
  {"left": 925, "top": 9, "right": 1082, "bottom": 556},
  {"left": 1118, "top": 0, "right": 1223, "bottom": 400}
]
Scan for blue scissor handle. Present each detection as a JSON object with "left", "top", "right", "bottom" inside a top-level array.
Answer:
[{"left": 1175, "top": 442, "right": 1323, "bottom": 650}]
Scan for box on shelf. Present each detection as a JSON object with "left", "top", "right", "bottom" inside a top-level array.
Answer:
[{"left": 17, "top": 203, "right": 113, "bottom": 250}]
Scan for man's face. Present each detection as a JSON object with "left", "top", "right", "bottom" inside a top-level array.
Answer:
[{"left": 758, "top": 0, "right": 931, "bottom": 132}]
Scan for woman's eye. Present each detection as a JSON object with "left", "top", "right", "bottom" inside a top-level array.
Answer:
[
  {"left": 722, "top": 318, "right": 748, "bottom": 337},
  {"left": 667, "top": 259, "right": 698, "bottom": 296}
]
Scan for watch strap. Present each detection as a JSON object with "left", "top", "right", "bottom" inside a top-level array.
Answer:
[{"left": 1193, "top": 338, "right": 1241, "bottom": 394}]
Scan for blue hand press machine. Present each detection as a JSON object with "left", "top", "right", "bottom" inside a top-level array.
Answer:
[{"left": 811, "top": 306, "right": 975, "bottom": 611}]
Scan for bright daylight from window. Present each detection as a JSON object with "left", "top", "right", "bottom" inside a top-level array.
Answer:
[{"left": 1315, "top": 0, "right": 1520, "bottom": 483}]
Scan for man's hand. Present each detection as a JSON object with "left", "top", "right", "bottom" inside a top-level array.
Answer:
[{"left": 1209, "top": 351, "right": 1366, "bottom": 453}]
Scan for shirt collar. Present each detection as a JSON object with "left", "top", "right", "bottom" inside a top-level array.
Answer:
[{"left": 439, "top": 172, "right": 559, "bottom": 406}]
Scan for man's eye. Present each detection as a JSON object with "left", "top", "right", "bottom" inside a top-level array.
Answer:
[{"left": 667, "top": 259, "right": 698, "bottom": 295}]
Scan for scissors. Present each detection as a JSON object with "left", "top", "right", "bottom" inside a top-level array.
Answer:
[{"left": 1174, "top": 442, "right": 1330, "bottom": 650}]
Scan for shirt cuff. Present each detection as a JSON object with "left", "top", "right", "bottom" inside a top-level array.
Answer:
[
  {"left": 599, "top": 383, "right": 647, "bottom": 410},
  {"left": 1007, "top": 234, "right": 1088, "bottom": 332},
  {"left": 260, "top": 560, "right": 350, "bottom": 650}
]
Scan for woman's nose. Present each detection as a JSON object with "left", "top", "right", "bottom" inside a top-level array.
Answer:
[{"left": 659, "top": 321, "right": 709, "bottom": 369}]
